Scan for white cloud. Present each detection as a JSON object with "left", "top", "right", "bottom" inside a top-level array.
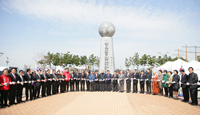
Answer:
[{"left": 1, "top": 0, "right": 199, "bottom": 41}]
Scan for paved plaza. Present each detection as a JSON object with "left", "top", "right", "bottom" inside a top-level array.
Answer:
[{"left": 0, "top": 91, "right": 199, "bottom": 115}]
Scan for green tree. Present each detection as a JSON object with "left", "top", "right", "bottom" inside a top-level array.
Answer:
[
  {"left": 125, "top": 58, "right": 131, "bottom": 69},
  {"left": 132, "top": 52, "right": 140, "bottom": 69},
  {"left": 140, "top": 54, "right": 148, "bottom": 65},
  {"left": 71, "top": 55, "right": 80, "bottom": 66},
  {"left": 95, "top": 56, "right": 100, "bottom": 68},
  {"left": 62, "top": 52, "right": 72, "bottom": 67},
  {"left": 156, "top": 56, "right": 163, "bottom": 65},
  {"left": 80, "top": 55, "right": 88, "bottom": 66},
  {"left": 52, "top": 52, "right": 61, "bottom": 66},
  {"left": 89, "top": 54, "right": 96, "bottom": 70},
  {"left": 197, "top": 56, "right": 200, "bottom": 62}
]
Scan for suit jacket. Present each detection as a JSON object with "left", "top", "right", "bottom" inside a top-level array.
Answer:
[
  {"left": 188, "top": 72, "right": 198, "bottom": 89},
  {"left": 41, "top": 74, "right": 47, "bottom": 80},
  {"left": 132, "top": 72, "right": 139, "bottom": 83},
  {"left": 112, "top": 74, "right": 118, "bottom": 83},
  {"left": 70, "top": 73, "right": 75, "bottom": 82},
  {"left": 46, "top": 73, "right": 52, "bottom": 80},
  {"left": 75, "top": 73, "right": 80, "bottom": 80},
  {"left": 99, "top": 73, "right": 106, "bottom": 80},
  {"left": 146, "top": 73, "right": 152, "bottom": 80},
  {"left": 126, "top": 73, "right": 132, "bottom": 81},
  {"left": 139, "top": 74, "right": 146, "bottom": 84},
  {"left": 80, "top": 73, "right": 85, "bottom": 79},
  {"left": 51, "top": 74, "right": 58, "bottom": 80},
  {"left": 181, "top": 74, "right": 188, "bottom": 88},
  {"left": 34, "top": 74, "right": 42, "bottom": 86},
  {"left": 172, "top": 74, "right": 180, "bottom": 90},
  {"left": 94, "top": 73, "right": 100, "bottom": 81},
  {"left": 85, "top": 74, "right": 89, "bottom": 80},
  {"left": 23, "top": 73, "right": 33, "bottom": 82},
  {"left": 105, "top": 74, "right": 112, "bottom": 82},
  {"left": 9, "top": 73, "right": 18, "bottom": 82}
]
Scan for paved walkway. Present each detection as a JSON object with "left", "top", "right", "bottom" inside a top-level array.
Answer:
[{"left": 0, "top": 92, "right": 199, "bottom": 115}]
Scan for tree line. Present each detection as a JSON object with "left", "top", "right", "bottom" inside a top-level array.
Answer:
[
  {"left": 33, "top": 51, "right": 100, "bottom": 70},
  {"left": 125, "top": 52, "right": 186, "bottom": 68}
]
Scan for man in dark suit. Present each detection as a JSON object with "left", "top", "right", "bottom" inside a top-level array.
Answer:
[
  {"left": 188, "top": 67, "right": 198, "bottom": 105},
  {"left": 125, "top": 70, "right": 132, "bottom": 93},
  {"left": 52, "top": 70, "right": 58, "bottom": 94},
  {"left": 56, "top": 70, "right": 62, "bottom": 93},
  {"left": 41, "top": 70, "right": 47, "bottom": 97},
  {"left": 46, "top": 69, "right": 52, "bottom": 96},
  {"left": 180, "top": 69, "right": 189, "bottom": 102},
  {"left": 99, "top": 70, "right": 106, "bottom": 91},
  {"left": 139, "top": 71, "right": 146, "bottom": 93},
  {"left": 8, "top": 68, "right": 18, "bottom": 105},
  {"left": 146, "top": 69, "right": 152, "bottom": 94},
  {"left": 94, "top": 70, "right": 100, "bottom": 91},
  {"left": 70, "top": 70, "right": 75, "bottom": 91},
  {"left": 85, "top": 71, "right": 90, "bottom": 91},
  {"left": 17, "top": 70, "right": 24, "bottom": 103},
  {"left": 75, "top": 70, "right": 80, "bottom": 91},
  {"left": 112, "top": 71, "right": 118, "bottom": 92},
  {"left": 105, "top": 70, "right": 112, "bottom": 91},
  {"left": 23, "top": 69, "right": 33, "bottom": 101},
  {"left": 34, "top": 70, "right": 42, "bottom": 98},
  {"left": 132, "top": 69, "right": 139, "bottom": 93},
  {"left": 80, "top": 69, "right": 86, "bottom": 91}
]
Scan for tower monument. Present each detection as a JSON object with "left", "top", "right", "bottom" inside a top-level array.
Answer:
[{"left": 98, "top": 22, "right": 115, "bottom": 73}]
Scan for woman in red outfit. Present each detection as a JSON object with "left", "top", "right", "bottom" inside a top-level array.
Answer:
[{"left": 0, "top": 69, "right": 11, "bottom": 108}]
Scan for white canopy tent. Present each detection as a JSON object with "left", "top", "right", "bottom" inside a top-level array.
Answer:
[{"left": 156, "top": 59, "right": 200, "bottom": 80}]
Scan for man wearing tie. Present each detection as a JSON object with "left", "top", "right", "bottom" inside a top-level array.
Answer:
[
  {"left": 46, "top": 69, "right": 52, "bottom": 96},
  {"left": 99, "top": 70, "right": 106, "bottom": 92},
  {"left": 85, "top": 71, "right": 90, "bottom": 91},
  {"left": 17, "top": 70, "right": 24, "bottom": 103},
  {"left": 132, "top": 69, "right": 139, "bottom": 93},
  {"left": 140, "top": 71, "right": 146, "bottom": 93},
  {"left": 23, "top": 69, "right": 33, "bottom": 101},
  {"left": 125, "top": 70, "right": 132, "bottom": 93},
  {"left": 75, "top": 70, "right": 80, "bottom": 91},
  {"left": 80, "top": 69, "right": 86, "bottom": 91},
  {"left": 8, "top": 68, "right": 19, "bottom": 105},
  {"left": 70, "top": 70, "right": 75, "bottom": 91},
  {"left": 41, "top": 70, "right": 47, "bottom": 97},
  {"left": 94, "top": 70, "right": 100, "bottom": 91},
  {"left": 112, "top": 71, "right": 118, "bottom": 92},
  {"left": 105, "top": 70, "right": 112, "bottom": 91},
  {"left": 146, "top": 69, "right": 152, "bottom": 94},
  {"left": 180, "top": 69, "right": 189, "bottom": 102},
  {"left": 34, "top": 70, "right": 42, "bottom": 98},
  {"left": 52, "top": 70, "right": 58, "bottom": 94}
]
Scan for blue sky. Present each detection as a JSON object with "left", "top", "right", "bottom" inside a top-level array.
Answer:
[{"left": 0, "top": 0, "right": 200, "bottom": 69}]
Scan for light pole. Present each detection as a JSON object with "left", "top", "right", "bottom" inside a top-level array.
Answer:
[
  {"left": 158, "top": 52, "right": 169, "bottom": 64},
  {"left": 0, "top": 52, "right": 4, "bottom": 57},
  {"left": 6, "top": 57, "right": 9, "bottom": 69}
]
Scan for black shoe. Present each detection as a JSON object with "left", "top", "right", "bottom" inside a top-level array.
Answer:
[
  {"left": 181, "top": 100, "right": 188, "bottom": 102},
  {"left": 189, "top": 102, "right": 194, "bottom": 105}
]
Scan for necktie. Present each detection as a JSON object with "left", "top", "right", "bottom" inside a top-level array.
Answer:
[
  {"left": 82, "top": 73, "right": 83, "bottom": 76},
  {"left": 77, "top": 74, "right": 78, "bottom": 77},
  {"left": 39, "top": 75, "right": 41, "bottom": 79},
  {"left": 141, "top": 75, "right": 143, "bottom": 78},
  {"left": 114, "top": 75, "right": 116, "bottom": 78},
  {"left": 28, "top": 74, "right": 31, "bottom": 79},
  {"left": 13, "top": 73, "right": 16, "bottom": 79}
]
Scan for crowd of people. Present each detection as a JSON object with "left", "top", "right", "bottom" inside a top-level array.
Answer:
[{"left": 0, "top": 67, "right": 199, "bottom": 108}]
